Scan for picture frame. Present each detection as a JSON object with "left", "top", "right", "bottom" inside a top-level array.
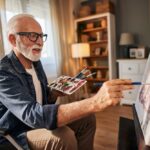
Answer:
[
  {"left": 129, "top": 48, "right": 137, "bottom": 58},
  {"left": 135, "top": 48, "right": 145, "bottom": 59}
]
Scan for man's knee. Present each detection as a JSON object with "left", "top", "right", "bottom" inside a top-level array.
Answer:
[
  {"left": 73, "top": 114, "right": 96, "bottom": 131},
  {"left": 67, "top": 114, "right": 96, "bottom": 150},
  {"left": 52, "top": 126, "right": 78, "bottom": 150},
  {"left": 88, "top": 114, "right": 96, "bottom": 126},
  {"left": 27, "top": 127, "right": 78, "bottom": 150},
  {"left": 81, "top": 114, "right": 96, "bottom": 136},
  {"left": 87, "top": 114, "right": 96, "bottom": 138}
]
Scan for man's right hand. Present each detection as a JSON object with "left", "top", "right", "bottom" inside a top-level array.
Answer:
[
  {"left": 92, "top": 79, "right": 134, "bottom": 111},
  {"left": 57, "top": 79, "right": 133, "bottom": 127}
]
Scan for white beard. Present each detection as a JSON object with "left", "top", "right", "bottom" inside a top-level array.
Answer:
[{"left": 16, "top": 39, "right": 42, "bottom": 62}]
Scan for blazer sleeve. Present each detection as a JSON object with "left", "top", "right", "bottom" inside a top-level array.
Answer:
[{"left": 0, "top": 70, "right": 59, "bottom": 130}]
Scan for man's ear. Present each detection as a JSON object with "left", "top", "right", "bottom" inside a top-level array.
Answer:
[{"left": 8, "top": 34, "right": 17, "bottom": 46}]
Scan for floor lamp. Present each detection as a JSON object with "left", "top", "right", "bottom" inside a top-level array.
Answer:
[
  {"left": 71, "top": 43, "right": 90, "bottom": 70},
  {"left": 71, "top": 43, "right": 90, "bottom": 98}
]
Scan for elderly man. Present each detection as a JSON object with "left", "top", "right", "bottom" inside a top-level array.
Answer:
[{"left": 0, "top": 14, "right": 133, "bottom": 150}]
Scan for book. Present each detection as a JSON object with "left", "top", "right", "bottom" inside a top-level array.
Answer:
[{"left": 48, "top": 75, "right": 87, "bottom": 95}]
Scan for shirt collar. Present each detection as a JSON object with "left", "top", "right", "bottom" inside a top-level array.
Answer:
[{"left": 7, "top": 51, "right": 40, "bottom": 74}]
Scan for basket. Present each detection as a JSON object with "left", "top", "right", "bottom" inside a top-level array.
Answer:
[
  {"left": 96, "top": 0, "right": 114, "bottom": 14},
  {"left": 79, "top": 5, "right": 91, "bottom": 17}
]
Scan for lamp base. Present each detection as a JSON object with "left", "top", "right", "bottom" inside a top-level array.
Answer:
[{"left": 119, "top": 46, "right": 129, "bottom": 58}]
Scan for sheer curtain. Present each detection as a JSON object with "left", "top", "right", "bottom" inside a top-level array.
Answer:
[
  {"left": 56, "top": 0, "right": 77, "bottom": 76},
  {"left": 55, "top": 0, "right": 85, "bottom": 103},
  {"left": 0, "top": 0, "right": 62, "bottom": 82}
]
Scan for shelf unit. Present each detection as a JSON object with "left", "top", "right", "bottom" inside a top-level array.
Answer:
[{"left": 74, "top": 13, "right": 116, "bottom": 93}]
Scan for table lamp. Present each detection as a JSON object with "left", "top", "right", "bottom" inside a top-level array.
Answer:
[
  {"left": 119, "top": 33, "right": 134, "bottom": 58},
  {"left": 71, "top": 43, "right": 90, "bottom": 67}
]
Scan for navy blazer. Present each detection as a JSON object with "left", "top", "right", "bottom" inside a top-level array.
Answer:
[{"left": 0, "top": 51, "right": 59, "bottom": 149}]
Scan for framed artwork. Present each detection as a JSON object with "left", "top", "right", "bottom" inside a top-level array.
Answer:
[
  {"left": 129, "top": 48, "right": 136, "bottom": 58},
  {"left": 135, "top": 48, "right": 145, "bottom": 59},
  {"left": 135, "top": 54, "right": 150, "bottom": 146}
]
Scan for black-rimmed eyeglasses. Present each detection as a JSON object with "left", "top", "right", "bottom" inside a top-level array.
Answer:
[{"left": 16, "top": 32, "right": 48, "bottom": 43}]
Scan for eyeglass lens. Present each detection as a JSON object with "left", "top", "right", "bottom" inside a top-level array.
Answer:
[
  {"left": 16, "top": 32, "right": 47, "bottom": 42},
  {"left": 29, "top": 32, "right": 47, "bottom": 42}
]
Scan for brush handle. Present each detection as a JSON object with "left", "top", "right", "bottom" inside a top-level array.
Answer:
[
  {"left": 132, "top": 82, "right": 141, "bottom": 85},
  {"left": 93, "top": 82, "right": 142, "bottom": 87}
]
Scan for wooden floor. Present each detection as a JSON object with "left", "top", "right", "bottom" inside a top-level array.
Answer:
[{"left": 94, "top": 105, "right": 133, "bottom": 150}]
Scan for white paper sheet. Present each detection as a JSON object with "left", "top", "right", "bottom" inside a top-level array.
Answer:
[{"left": 135, "top": 55, "right": 150, "bottom": 145}]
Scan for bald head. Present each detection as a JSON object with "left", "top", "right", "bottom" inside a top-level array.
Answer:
[
  {"left": 7, "top": 14, "right": 44, "bottom": 63},
  {"left": 7, "top": 14, "right": 42, "bottom": 35}
]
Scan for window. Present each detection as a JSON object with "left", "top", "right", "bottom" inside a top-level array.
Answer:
[{"left": 2, "top": 0, "right": 60, "bottom": 82}]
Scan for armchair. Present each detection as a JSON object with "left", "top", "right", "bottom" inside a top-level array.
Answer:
[{"left": 0, "top": 128, "right": 23, "bottom": 150}]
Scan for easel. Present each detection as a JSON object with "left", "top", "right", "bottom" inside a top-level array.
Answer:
[
  {"left": 117, "top": 105, "right": 150, "bottom": 150},
  {"left": 132, "top": 104, "right": 150, "bottom": 150}
]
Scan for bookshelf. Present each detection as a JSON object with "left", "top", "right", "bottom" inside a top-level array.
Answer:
[{"left": 74, "top": 12, "right": 116, "bottom": 93}]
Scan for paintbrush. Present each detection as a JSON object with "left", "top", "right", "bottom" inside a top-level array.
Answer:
[{"left": 93, "top": 82, "right": 150, "bottom": 87}]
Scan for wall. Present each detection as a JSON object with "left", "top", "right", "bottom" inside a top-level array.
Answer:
[{"left": 114, "top": 0, "right": 150, "bottom": 58}]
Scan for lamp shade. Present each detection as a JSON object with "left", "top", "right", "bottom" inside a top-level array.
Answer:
[
  {"left": 71, "top": 43, "right": 90, "bottom": 58},
  {"left": 119, "top": 33, "right": 134, "bottom": 45}
]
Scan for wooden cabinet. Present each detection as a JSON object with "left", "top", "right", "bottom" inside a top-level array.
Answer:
[
  {"left": 74, "top": 13, "right": 116, "bottom": 93},
  {"left": 117, "top": 59, "right": 147, "bottom": 105}
]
